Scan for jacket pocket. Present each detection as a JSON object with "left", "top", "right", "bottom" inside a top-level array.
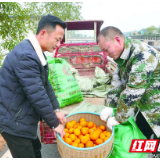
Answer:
[{"left": 15, "top": 100, "right": 27, "bottom": 120}]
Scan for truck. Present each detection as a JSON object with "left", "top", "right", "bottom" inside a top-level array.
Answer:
[
  {"left": 54, "top": 20, "right": 116, "bottom": 114},
  {"left": 40, "top": 20, "right": 117, "bottom": 144}
]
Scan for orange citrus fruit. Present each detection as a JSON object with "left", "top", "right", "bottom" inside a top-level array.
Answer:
[
  {"left": 80, "top": 136, "right": 88, "bottom": 144},
  {"left": 100, "top": 133, "right": 106, "bottom": 140},
  {"left": 103, "top": 131, "right": 108, "bottom": 136},
  {"left": 69, "top": 134, "right": 77, "bottom": 142},
  {"left": 71, "top": 141, "right": 78, "bottom": 147},
  {"left": 74, "top": 128, "right": 81, "bottom": 136},
  {"left": 68, "top": 128, "right": 74, "bottom": 134},
  {"left": 79, "top": 118, "right": 86, "bottom": 122},
  {"left": 92, "top": 127, "right": 97, "bottom": 131},
  {"left": 78, "top": 143, "right": 84, "bottom": 148},
  {"left": 106, "top": 131, "right": 111, "bottom": 137},
  {"left": 96, "top": 128, "right": 102, "bottom": 134},
  {"left": 64, "top": 128, "right": 68, "bottom": 133},
  {"left": 80, "top": 121, "right": 87, "bottom": 127},
  {"left": 88, "top": 128, "right": 95, "bottom": 134},
  {"left": 85, "top": 140, "right": 94, "bottom": 148},
  {"left": 87, "top": 121, "right": 94, "bottom": 128},
  {"left": 74, "top": 138, "right": 80, "bottom": 144},
  {"left": 66, "top": 122, "right": 73, "bottom": 129},
  {"left": 94, "top": 130, "right": 100, "bottom": 136},
  {"left": 95, "top": 138, "right": 103, "bottom": 145},
  {"left": 64, "top": 137, "right": 72, "bottom": 145},
  {"left": 77, "top": 125, "right": 82, "bottom": 130},
  {"left": 86, "top": 134, "right": 90, "bottom": 141},
  {"left": 64, "top": 132, "right": 70, "bottom": 138},
  {"left": 99, "top": 125, "right": 106, "bottom": 131},
  {"left": 81, "top": 127, "right": 89, "bottom": 135},
  {"left": 90, "top": 131, "right": 99, "bottom": 141},
  {"left": 78, "top": 134, "right": 83, "bottom": 139},
  {"left": 104, "top": 137, "right": 109, "bottom": 141},
  {"left": 71, "top": 120, "right": 77, "bottom": 125}
]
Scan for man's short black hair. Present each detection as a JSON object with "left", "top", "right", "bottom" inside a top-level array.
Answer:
[
  {"left": 97, "top": 26, "right": 124, "bottom": 43},
  {"left": 36, "top": 14, "right": 67, "bottom": 35}
]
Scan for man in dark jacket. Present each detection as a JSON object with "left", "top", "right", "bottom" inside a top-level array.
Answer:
[{"left": 0, "top": 14, "right": 67, "bottom": 158}]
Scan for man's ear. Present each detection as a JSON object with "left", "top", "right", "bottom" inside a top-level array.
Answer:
[
  {"left": 115, "top": 36, "right": 121, "bottom": 45},
  {"left": 39, "top": 29, "right": 47, "bottom": 38}
]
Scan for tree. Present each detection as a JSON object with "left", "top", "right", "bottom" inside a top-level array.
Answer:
[
  {"left": 145, "top": 26, "right": 156, "bottom": 35},
  {"left": 0, "top": 2, "right": 82, "bottom": 67}
]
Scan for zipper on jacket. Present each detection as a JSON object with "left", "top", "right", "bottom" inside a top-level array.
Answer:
[
  {"left": 15, "top": 101, "right": 26, "bottom": 125},
  {"left": 15, "top": 108, "right": 22, "bottom": 125}
]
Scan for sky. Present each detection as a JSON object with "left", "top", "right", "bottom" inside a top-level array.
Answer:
[{"left": 80, "top": 0, "right": 160, "bottom": 33}]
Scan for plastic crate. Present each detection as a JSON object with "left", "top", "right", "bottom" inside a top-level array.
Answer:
[{"left": 40, "top": 121, "right": 56, "bottom": 144}]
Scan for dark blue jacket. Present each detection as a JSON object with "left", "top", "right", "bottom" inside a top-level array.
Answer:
[{"left": 0, "top": 39, "right": 60, "bottom": 139}]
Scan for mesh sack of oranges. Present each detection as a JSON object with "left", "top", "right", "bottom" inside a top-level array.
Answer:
[{"left": 56, "top": 112, "right": 114, "bottom": 158}]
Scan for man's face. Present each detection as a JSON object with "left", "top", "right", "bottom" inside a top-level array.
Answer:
[
  {"left": 98, "top": 35, "right": 122, "bottom": 60},
  {"left": 41, "top": 24, "right": 64, "bottom": 52}
]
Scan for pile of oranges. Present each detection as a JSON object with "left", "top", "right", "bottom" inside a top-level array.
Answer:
[{"left": 62, "top": 117, "right": 111, "bottom": 148}]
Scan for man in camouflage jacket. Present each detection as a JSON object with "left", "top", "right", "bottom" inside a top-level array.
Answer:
[{"left": 98, "top": 26, "right": 160, "bottom": 139}]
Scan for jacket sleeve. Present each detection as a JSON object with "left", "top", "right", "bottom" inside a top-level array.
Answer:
[
  {"left": 115, "top": 52, "right": 157, "bottom": 123},
  {"left": 15, "top": 54, "right": 59, "bottom": 128},
  {"left": 106, "top": 66, "right": 125, "bottom": 108}
]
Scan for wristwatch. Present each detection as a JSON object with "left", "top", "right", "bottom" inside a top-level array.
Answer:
[{"left": 54, "top": 109, "right": 61, "bottom": 113}]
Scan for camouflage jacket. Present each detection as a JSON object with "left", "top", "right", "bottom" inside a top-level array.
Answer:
[{"left": 107, "top": 37, "right": 160, "bottom": 137}]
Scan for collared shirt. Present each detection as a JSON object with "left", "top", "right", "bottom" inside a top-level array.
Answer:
[{"left": 107, "top": 37, "right": 160, "bottom": 137}]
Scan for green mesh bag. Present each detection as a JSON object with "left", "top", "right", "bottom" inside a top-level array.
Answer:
[{"left": 47, "top": 56, "right": 83, "bottom": 108}]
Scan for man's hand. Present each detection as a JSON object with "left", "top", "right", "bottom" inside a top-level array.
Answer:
[
  {"left": 56, "top": 111, "right": 67, "bottom": 124},
  {"left": 107, "top": 117, "right": 120, "bottom": 130},
  {"left": 53, "top": 124, "right": 65, "bottom": 138},
  {"left": 100, "top": 107, "right": 113, "bottom": 122}
]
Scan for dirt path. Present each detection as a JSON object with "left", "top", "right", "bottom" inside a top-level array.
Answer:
[{"left": 0, "top": 134, "right": 6, "bottom": 152}]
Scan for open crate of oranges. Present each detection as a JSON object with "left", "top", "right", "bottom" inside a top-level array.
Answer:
[{"left": 57, "top": 112, "right": 114, "bottom": 158}]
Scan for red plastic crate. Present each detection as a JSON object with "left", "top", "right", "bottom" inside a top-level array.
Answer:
[{"left": 40, "top": 121, "right": 56, "bottom": 144}]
